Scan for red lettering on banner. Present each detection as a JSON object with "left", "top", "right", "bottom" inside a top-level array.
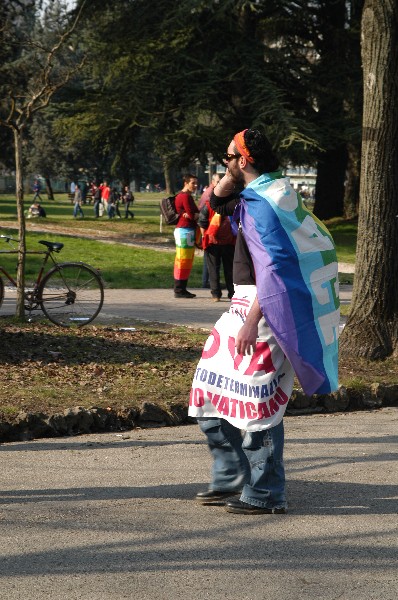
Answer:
[
  {"left": 227, "top": 338, "right": 275, "bottom": 375},
  {"left": 246, "top": 402, "right": 257, "bottom": 419},
  {"left": 274, "top": 387, "right": 289, "bottom": 406},
  {"left": 191, "top": 388, "right": 287, "bottom": 423},
  {"left": 230, "top": 398, "right": 238, "bottom": 418},
  {"left": 217, "top": 396, "right": 230, "bottom": 416},
  {"left": 228, "top": 336, "right": 243, "bottom": 370},
  {"left": 193, "top": 388, "right": 204, "bottom": 407},
  {"left": 244, "top": 342, "right": 276, "bottom": 375},
  {"left": 207, "top": 392, "right": 221, "bottom": 409},
  {"left": 257, "top": 402, "right": 271, "bottom": 419},
  {"left": 239, "top": 400, "right": 245, "bottom": 419},
  {"left": 202, "top": 328, "right": 220, "bottom": 359},
  {"left": 269, "top": 398, "right": 280, "bottom": 416}
]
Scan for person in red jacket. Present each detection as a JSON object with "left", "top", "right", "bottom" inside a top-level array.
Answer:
[
  {"left": 101, "top": 181, "right": 111, "bottom": 213},
  {"left": 173, "top": 174, "right": 199, "bottom": 298}
]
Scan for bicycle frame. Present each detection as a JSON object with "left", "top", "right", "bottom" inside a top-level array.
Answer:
[
  {"left": 0, "top": 235, "right": 64, "bottom": 312},
  {"left": 0, "top": 234, "right": 105, "bottom": 327}
]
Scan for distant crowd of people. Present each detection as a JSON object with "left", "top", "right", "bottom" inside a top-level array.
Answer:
[
  {"left": 70, "top": 181, "right": 135, "bottom": 220},
  {"left": 89, "top": 181, "right": 135, "bottom": 219},
  {"left": 27, "top": 178, "right": 135, "bottom": 221}
]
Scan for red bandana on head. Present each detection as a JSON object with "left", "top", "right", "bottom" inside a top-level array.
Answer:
[{"left": 233, "top": 129, "right": 255, "bottom": 164}]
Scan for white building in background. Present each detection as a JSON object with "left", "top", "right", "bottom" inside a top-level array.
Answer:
[{"left": 285, "top": 165, "right": 317, "bottom": 196}]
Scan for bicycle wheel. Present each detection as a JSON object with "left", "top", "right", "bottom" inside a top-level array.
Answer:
[{"left": 38, "top": 262, "right": 104, "bottom": 327}]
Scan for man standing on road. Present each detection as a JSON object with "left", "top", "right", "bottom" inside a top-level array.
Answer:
[{"left": 189, "top": 128, "right": 340, "bottom": 514}]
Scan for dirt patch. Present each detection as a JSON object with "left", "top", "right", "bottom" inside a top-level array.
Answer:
[
  {"left": 0, "top": 322, "right": 396, "bottom": 424},
  {"left": 0, "top": 220, "right": 175, "bottom": 252}
]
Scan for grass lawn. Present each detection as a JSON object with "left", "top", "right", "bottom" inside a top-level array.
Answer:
[
  {"left": 0, "top": 192, "right": 205, "bottom": 288},
  {"left": 0, "top": 322, "right": 206, "bottom": 420},
  {"left": 0, "top": 193, "right": 357, "bottom": 290},
  {"left": 0, "top": 230, "right": 204, "bottom": 289},
  {"left": 326, "top": 217, "right": 358, "bottom": 264},
  {"left": 0, "top": 192, "right": 175, "bottom": 237}
]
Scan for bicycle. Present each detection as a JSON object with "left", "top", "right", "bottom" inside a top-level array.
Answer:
[{"left": 0, "top": 235, "right": 104, "bottom": 327}]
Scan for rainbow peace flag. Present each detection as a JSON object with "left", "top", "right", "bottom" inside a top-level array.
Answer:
[
  {"left": 173, "top": 227, "right": 196, "bottom": 280},
  {"left": 239, "top": 173, "right": 340, "bottom": 395}
]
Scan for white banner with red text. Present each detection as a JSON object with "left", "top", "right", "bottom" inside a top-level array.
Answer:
[{"left": 189, "top": 285, "right": 295, "bottom": 431}]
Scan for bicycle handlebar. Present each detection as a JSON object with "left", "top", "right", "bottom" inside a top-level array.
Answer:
[{"left": 0, "top": 235, "right": 19, "bottom": 243}]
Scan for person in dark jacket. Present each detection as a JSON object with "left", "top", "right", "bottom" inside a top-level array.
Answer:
[
  {"left": 198, "top": 191, "right": 236, "bottom": 301},
  {"left": 122, "top": 185, "right": 135, "bottom": 218}
]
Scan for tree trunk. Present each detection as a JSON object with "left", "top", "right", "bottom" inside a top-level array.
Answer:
[
  {"left": 340, "top": 0, "right": 398, "bottom": 359},
  {"left": 163, "top": 159, "right": 176, "bottom": 195},
  {"left": 45, "top": 177, "right": 54, "bottom": 200},
  {"left": 313, "top": 145, "right": 348, "bottom": 219},
  {"left": 13, "top": 128, "right": 27, "bottom": 321}
]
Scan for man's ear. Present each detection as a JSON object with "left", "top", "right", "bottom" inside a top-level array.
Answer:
[{"left": 239, "top": 156, "right": 247, "bottom": 169}]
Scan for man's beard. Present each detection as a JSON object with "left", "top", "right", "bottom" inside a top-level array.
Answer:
[{"left": 229, "top": 165, "right": 245, "bottom": 186}]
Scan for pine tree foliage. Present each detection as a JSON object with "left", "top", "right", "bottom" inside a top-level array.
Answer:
[{"left": 58, "top": 0, "right": 317, "bottom": 185}]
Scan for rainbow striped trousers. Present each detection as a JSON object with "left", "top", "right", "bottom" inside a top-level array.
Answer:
[{"left": 173, "top": 227, "right": 196, "bottom": 282}]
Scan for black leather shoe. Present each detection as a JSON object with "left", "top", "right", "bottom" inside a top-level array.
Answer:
[
  {"left": 174, "top": 290, "right": 196, "bottom": 298},
  {"left": 225, "top": 499, "right": 287, "bottom": 514},
  {"left": 196, "top": 489, "right": 239, "bottom": 505}
]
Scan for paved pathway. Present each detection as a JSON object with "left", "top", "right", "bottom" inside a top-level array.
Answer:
[
  {"left": 1, "top": 233, "right": 395, "bottom": 600},
  {"left": 0, "top": 408, "right": 396, "bottom": 600},
  {"left": 0, "top": 284, "right": 352, "bottom": 330}
]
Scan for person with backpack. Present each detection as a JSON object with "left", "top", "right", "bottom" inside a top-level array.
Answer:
[{"left": 173, "top": 174, "right": 199, "bottom": 298}]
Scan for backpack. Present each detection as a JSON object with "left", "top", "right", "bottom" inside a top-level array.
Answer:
[{"left": 160, "top": 195, "right": 179, "bottom": 225}]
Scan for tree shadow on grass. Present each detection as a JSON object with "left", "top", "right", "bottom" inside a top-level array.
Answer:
[{"left": 0, "top": 325, "right": 203, "bottom": 367}]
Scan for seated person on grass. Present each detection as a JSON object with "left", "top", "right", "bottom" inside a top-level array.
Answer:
[{"left": 27, "top": 202, "right": 46, "bottom": 218}]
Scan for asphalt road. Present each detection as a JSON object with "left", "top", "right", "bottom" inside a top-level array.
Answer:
[
  {"left": 3, "top": 281, "right": 395, "bottom": 600},
  {"left": 0, "top": 408, "right": 397, "bottom": 600},
  {"left": 0, "top": 284, "right": 353, "bottom": 330}
]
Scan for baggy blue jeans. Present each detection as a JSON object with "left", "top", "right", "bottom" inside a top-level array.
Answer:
[{"left": 197, "top": 417, "right": 287, "bottom": 509}]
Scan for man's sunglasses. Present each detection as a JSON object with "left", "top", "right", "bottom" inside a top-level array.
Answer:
[{"left": 223, "top": 153, "right": 241, "bottom": 162}]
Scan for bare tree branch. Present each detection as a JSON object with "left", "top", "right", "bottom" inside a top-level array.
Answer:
[
  {"left": 0, "top": 0, "right": 88, "bottom": 321},
  {"left": 22, "top": 0, "right": 87, "bottom": 122}
]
